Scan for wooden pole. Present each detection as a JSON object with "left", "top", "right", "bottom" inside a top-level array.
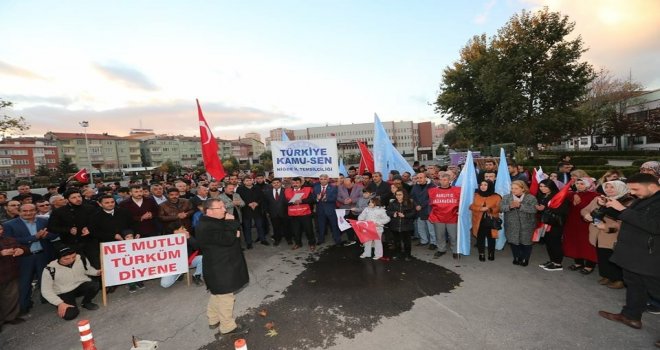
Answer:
[{"left": 99, "top": 243, "right": 107, "bottom": 306}]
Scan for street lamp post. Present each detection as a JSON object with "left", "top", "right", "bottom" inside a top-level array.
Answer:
[{"left": 79, "top": 121, "right": 90, "bottom": 169}]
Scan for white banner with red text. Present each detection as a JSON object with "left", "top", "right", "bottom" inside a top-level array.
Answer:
[{"left": 100, "top": 234, "right": 188, "bottom": 286}]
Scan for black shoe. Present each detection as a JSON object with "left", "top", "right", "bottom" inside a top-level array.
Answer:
[
  {"left": 513, "top": 258, "right": 520, "bottom": 265},
  {"left": 538, "top": 261, "right": 552, "bottom": 268},
  {"left": 192, "top": 275, "right": 204, "bottom": 286},
  {"left": 209, "top": 322, "right": 220, "bottom": 330},
  {"left": 218, "top": 324, "right": 250, "bottom": 337},
  {"left": 433, "top": 251, "right": 446, "bottom": 258},
  {"left": 128, "top": 284, "right": 137, "bottom": 293},
  {"left": 82, "top": 302, "right": 99, "bottom": 311},
  {"left": 286, "top": 240, "right": 293, "bottom": 245},
  {"left": 520, "top": 259, "right": 529, "bottom": 267},
  {"left": 106, "top": 286, "right": 117, "bottom": 294},
  {"left": 261, "top": 240, "right": 270, "bottom": 246},
  {"left": 247, "top": 244, "right": 253, "bottom": 250},
  {"left": 452, "top": 253, "right": 459, "bottom": 259},
  {"left": 343, "top": 240, "right": 357, "bottom": 247},
  {"left": 479, "top": 254, "right": 486, "bottom": 262},
  {"left": 136, "top": 281, "right": 145, "bottom": 289},
  {"left": 428, "top": 244, "right": 438, "bottom": 250},
  {"left": 488, "top": 252, "right": 494, "bottom": 261}
]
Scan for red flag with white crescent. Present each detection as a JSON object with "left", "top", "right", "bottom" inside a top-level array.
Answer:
[
  {"left": 73, "top": 168, "right": 89, "bottom": 183},
  {"left": 357, "top": 141, "right": 374, "bottom": 175},
  {"left": 197, "top": 99, "right": 227, "bottom": 181},
  {"left": 347, "top": 219, "right": 380, "bottom": 243}
]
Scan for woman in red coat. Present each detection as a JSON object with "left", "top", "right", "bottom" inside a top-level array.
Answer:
[{"left": 563, "top": 177, "right": 599, "bottom": 274}]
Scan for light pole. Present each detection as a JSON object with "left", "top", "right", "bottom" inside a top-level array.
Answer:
[{"left": 79, "top": 121, "right": 90, "bottom": 169}]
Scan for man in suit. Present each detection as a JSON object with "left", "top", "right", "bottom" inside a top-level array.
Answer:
[
  {"left": 263, "top": 178, "right": 291, "bottom": 246},
  {"left": 599, "top": 173, "right": 660, "bottom": 348},
  {"left": 313, "top": 174, "right": 341, "bottom": 246},
  {"left": 3, "top": 203, "right": 57, "bottom": 314}
]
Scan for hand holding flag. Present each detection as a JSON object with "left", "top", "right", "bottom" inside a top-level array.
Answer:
[{"left": 347, "top": 219, "right": 379, "bottom": 243}]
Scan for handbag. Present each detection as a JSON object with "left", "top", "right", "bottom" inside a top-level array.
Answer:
[
  {"left": 481, "top": 212, "right": 503, "bottom": 230},
  {"left": 541, "top": 210, "right": 563, "bottom": 226}
]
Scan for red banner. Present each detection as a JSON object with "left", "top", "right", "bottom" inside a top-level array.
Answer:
[
  {"left": 347, "top": 219, "right": 379, "bottom": 243},
  {"left": 197, "top": 99, "right": 226, "bottom": 181}
]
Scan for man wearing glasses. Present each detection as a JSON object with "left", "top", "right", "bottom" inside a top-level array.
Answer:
[
  {"left": 35, "top": 199, "right": 52, "bottom": 219},
  {"left": 196, "top": 199, "right": 249, "bottom": 339}
]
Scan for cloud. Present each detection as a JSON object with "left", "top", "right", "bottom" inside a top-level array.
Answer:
[
  {"left": 523, "top": 0, "right": 660, "bottom": 88},
  {"left": 93, "top": 62, "right": 158, "bottom": 91},
  {"left": 0, "top": 61, "right": 45, "bottom": 80},
  {"left": 7, "top": 100, "right": 302, "bottom": 140},
  {"left": 3, "top": 94, "right": 75, "bottom": 108},
  {"left": 474, "top": 0, "right": 498, "bottom": 24}
]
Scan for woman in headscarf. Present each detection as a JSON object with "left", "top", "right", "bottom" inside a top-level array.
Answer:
[
  {"left": 563, "top": 177, "right": 600, "bottom": 274},
  {"left": 536, "top": 179, "right": 570, "bottom": 271},
  {"left": 581, "top": 180, "right": 634, "bottom": 289},
  {"left": 640, "top": 161, "right": 660, "bottom": 179},
  {"left": 596, "top": 169, "right": 622, "bottom": 195},
  {"left": 469, "top": 180, "right": 501, "bottom": 262}
]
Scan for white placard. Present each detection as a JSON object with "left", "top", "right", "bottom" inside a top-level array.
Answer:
[
  {"left": 336, "top": 209, "right": 352, "bottom": 231},
  {"left": 101, "top": 234, "right": 188, "bottom": 286},
  {"left": 271, "top": 138, "right": 339, "bottom": 178}
]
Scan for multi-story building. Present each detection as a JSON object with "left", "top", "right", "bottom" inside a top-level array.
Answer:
[
  {"left": 132, "top": 133, "right": 236, "bottom": 168},
  {"left": 274, "top": 120, "right": 450, "bottom": 161},
  {"left": 0, "top": 138, "right": 59, "bottom": 178},
  {"left": 44, "top": 132, "right": 142, "bottom": 171}
]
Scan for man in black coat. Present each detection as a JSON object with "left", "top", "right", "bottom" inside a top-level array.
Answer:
[
  {"left": 599, "top": 173, "right": 660, "bottom": 346},
  {"left": 263, "top": 178, "right": 290, "bottom": 246},
  {"left": 236, "top": 177, "right": 268, "bottom": 247},
  {"left": 196, "top": 198, "right": 249, "bottom": 338},
  {"left": 47, "top": 190, "right": 97, "bottom": 267}
]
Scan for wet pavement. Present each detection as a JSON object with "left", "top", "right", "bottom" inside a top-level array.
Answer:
[{"left": 200, "top": 245, "right": 462, "bottom": 350}]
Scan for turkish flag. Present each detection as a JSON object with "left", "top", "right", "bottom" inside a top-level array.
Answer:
[
  {"left": 73, "top": 168, "right": 89, "bottom": 183},
  {"left": 357, "top": 141, "right": 374, "bottom": 175},
  {"left": 197, "top": 99, "right": 226, "bottom": 181},
  {"left": 347, "top": 219, "right": 380, "bottom": 243},
  {"left": 548, "top": 179, "right": 574, "bottom": 209}
]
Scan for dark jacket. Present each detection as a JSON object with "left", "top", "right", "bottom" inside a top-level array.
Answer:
[
  {"left": 386, "top": 200, "right": 416, "bottom": 232},
  {"left": 366, "top": 180, "right": 390, "bottom": 199},
  {"left": 236, "top": 185, "right": 265, "bottom": 219},
  {"left": 196, "top": 215, "right": 248, "bottom": 294},
  {"left": 89, "top": 207, "right": 133, "bottom": 243},
  {"left": 158, "top": 199, "right": 194, "bottom": 234},
  {"left": 119, "top": 197, "right": 160, "bottom": 237},
  {"left": 411, "top": 182, "right": 436, "bottom": 220},
  {"left": 3, "top": 217, "right": 56, "bottom": 259},
  {"left": 47, "top": 203, "right": 96, "bottom": 246},
  {"left": 263, "top": 187, "right": 288, "bottom": 219},
  {"left": 611, "top": 192, "right": 660, "bottom": 277},
  {"left": 0, "top": 235, "right": 29, "bottom": 284}
]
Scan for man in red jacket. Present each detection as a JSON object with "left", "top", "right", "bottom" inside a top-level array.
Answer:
[
  {"left": 285, "top": 177, "right": 316, "bottom": 251},
  {"left": 428, "top": 172, "right": 461, "bottom": 259}
]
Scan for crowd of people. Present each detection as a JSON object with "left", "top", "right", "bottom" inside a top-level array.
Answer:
[{"left": 0, "top": 157, "right": 659, "bottom": 345}]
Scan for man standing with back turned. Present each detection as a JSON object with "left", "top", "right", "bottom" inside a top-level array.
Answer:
[{"left": 196, "top": 199, "right": 249, "bottom": 339}]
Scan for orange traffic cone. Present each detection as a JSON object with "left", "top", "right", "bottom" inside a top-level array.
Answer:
[
  {"left": 78, "top": 320, "right": 97, "bottom": 350},
  {"left": 234, "top": 338, "right": 247, "bottom": 350}
]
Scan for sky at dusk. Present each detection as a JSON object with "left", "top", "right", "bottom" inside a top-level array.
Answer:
[{"left": 1, "top": 0, "right": 659, "bottom": 140}]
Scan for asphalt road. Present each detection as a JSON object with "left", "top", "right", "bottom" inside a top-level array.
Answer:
[{"left": 1, "top": 240, "right": 658, "bottom": 350}]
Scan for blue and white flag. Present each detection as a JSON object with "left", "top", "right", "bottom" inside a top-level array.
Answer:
[
  {"left": 373, "top": 113, "right": 414, "bottom": 176},
  {"left": 338, "top": 157, "right": 348, "bottom": 177},
  {"left": 456, "top": 151, "right": 478, "bottom": 256},
  {"left": 281, "top": 131, "right": 290, "bottom": 141},
  {"left": 494, "top": 148, "right": 511, "bottom": 250}
]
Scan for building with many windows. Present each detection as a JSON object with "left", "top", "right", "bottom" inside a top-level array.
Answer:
[
  {"left": 0, "top": 138, "right": 59, "bottom": 179},
  {"left": 44, "top": 132, "right": 142, "bottom": 171}
]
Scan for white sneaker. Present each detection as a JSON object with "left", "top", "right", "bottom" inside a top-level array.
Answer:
[
  {"left": 360, "top": 254, "right": 371, "bottom": 259},
  {"left": 372, "top": 256, "right": 382, "bottom": 260}
]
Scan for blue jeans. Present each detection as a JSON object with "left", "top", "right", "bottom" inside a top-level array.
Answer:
[
  {"left": 160, "top": 256, "right": 203, "bottom": 288},
  {"left": 416, "top": 219, "right": 436, "bottom": 245}
]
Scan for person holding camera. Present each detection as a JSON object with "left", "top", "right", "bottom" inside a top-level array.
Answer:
[
  {"left": 598, "top": 173, "right": 660, "bottom": 348},
  {"left": 563, "top": 178, "right": 600, "bottom": 274},
  {"left": 469, "top": 180, "right": 501, "bottom": 262},
  {"left": 581, "top": 180, "right": 632, "bottom": 289}
]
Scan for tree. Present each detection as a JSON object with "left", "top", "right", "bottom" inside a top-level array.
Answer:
[
  {"left": 35, "top": 163, "right": 52, "bottom": 177},
  {"left": 259, "top": 150, "right": 273, "bottom": 171},
  {"left": 55, "top": 156, "right": 78, "bottom": 180},
  {"left": 576, "top": 69, "right": 644, "bottom": 149},
  {"left": 0, "top": 99, "right": 30, "bottom": 138},
  {"left": 435, "top": 143, "right": 447, "bottom": 155},
  {"left": 222, "top": 157, "right": 239, "bottom": 174},
  {"left": 435, "top": 8, "right": 595, "bottom": 146}
]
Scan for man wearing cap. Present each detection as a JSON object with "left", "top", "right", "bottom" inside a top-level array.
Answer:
[{"left": 41, "top": 246, "right": 101, "bottom": 320}]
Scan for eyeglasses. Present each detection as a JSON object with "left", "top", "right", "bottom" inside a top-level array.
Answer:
[{"left": 207, "top": 207, "right": 225, "bottom": 210}]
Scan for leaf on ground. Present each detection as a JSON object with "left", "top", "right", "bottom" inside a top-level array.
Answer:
[
  {"left": 266, "top": 329, "right": 278, "bottom": 337},
  {"left": 258, "top": 309, "right": 268, "bottom": 317}
]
